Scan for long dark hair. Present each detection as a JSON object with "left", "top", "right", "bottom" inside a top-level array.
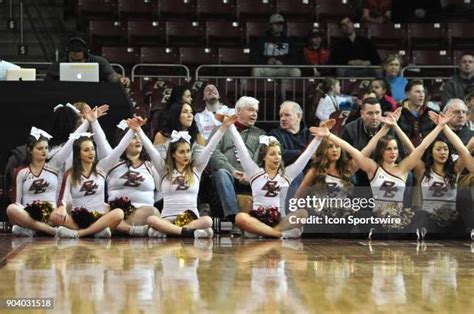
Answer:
[
  {"left": 49, "top": 106, "right": 80, "bottom": 148},
  {"left": 373, "top": 135, "right": 400, "bottom": 165},
  {"left": 70, "top": 137, "right": 98, "bottom": 186},
  {"left": 165, "top": 102, "right": 199, "bottom": 144},
  {"left": 165, "top": 139, "right": 194, "bottom": 185},
  {"left": 256, "top": 141, "right": 285, "bottom": 174},
  {"left": 423, "top": 139, "right": 456, "bottom": 188},
  {"left": 310, "top": 137, "right": 352, "bottom": 188},
  {"left": 23, "top": 135, "right": 49, "bottom": 166}
]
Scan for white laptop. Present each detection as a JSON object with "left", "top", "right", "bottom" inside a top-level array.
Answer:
[
  {"left": 6, "top": 68, "right": 36, "bottom": 81},
  {"left": 60, "top": 62, "right": 99, "bottom": 82}
]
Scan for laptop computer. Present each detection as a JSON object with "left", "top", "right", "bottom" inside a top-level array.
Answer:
[
  {"left": 59, "top": 62, "right": 99, "bottom": 82},
  {"left": 6, "top": 68, "right": 36, "bottom": 81}
]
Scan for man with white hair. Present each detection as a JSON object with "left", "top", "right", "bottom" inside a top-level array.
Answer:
[
  {"left": 442, "top": 98, "right": 473, "bottom": 147},
  {"left": 195, "top": 84, "right": 233, "bottom": 140},
  {"left": 440, "top": 52, "right": 474, "bottom": 106},
  {"left": 208, "top": 96, "right": 266, "bottom": 235}
]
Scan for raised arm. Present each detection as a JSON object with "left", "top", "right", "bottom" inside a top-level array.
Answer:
[
  {"left": 131, "top": 118, "right": 166, "bottom": 174},
  {"left": 195, "top": 115, "right": 238, "bottom": 173},
  {"left": 442, "top": 125, "right": 474, "bottom": 173},
  {"left": 84, "top": 105, "right": 113, "bottom": 158},
  {"left": 398, "top": 113, "right": 452, "bottom": 173},
  {"left": 97, "top": 128, "right": 135, "bottom": 173},
  {"left": 310, "top": 127, "right": 378, "bottom": 178},
  {"left": 228, "top": 124, "right": 260, "bottom": 177},
  {"left": 48, "top": 119, "right": 89, "bottom": 169},
  {"left": 294, "top": 168, "right": 317, "bottom": 199},
  {"left": 285, "top": 135, "right": 322, "bottom": 182}
]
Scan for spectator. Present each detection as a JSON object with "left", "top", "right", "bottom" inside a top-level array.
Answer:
[
  {"left": 329, "top": 17, "right": 381, "bottom": 77},
  {"left": 382, "top": 53, "right": 408, "bottom": 102},
  {"left": 250, "top": 14, "right": 301, "bottom": 78},
  {"left": 360, "top": 0, "right": 392, "bottom": 27},
  {"left": 398, "top": 80, "right": 437, "bottom": 147},
  {"left": 208, "top": 96, "right": 266, "bottom": 236},
  {"left": 440, "top": 52, "right": 474, "bottom": 107},
  {"left": 45, "top": 37, "right": 130, "bottom": 86},
  {"left": 315, "top": 77, "right": 341, "bottom": 123},
  {"left": 303, "top": 30, "right": 330, "bottom": 77},
  {"left": 465, "top": 91, "right": 474, "bottom": 130},
  {"left": 441, "top": 98, "right": 473, "bottom": 147},
  {"left": 0, "top": 59, "right": 20, "bottom": 80},
  {"left": 370, "top": 77, "right": 398, "bottom": 113},
  {"left": 194, "top": 84, "right": 234, "bottom": 141}
]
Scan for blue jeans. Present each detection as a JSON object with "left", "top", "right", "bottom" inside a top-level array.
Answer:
[{"left": 212, "top": 169, "right": 240, "bottom": 218}]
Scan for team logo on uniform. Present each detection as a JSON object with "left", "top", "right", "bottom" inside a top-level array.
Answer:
[
  {"left": 262, "top": 180, "right": 280, "bottom": 197},
  {"left": 326, "top": 182, "right": 341, "bottom": 198},
  {"left": 80, "top": 180, "right": 99, "bottom": 196},
  {"left": 380, "top": 181, "right": 397, "bottom": 198},
  {"left": 28, "top": 179, "right": 49, "bottom": 194},
  {"left": 429, "top": 181, "right": 448, "bottom": 197},
  {"left": 173, "top": 175, "right": 189, "bottom": 191},
  {"left": 120, "top": 170, "right": 145, "bottom": 187}
]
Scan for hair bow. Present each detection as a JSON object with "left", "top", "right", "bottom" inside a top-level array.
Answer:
[
  {"left": 69, "top": 132, "right": 94, "bottom": 140},
  {"left": 259, "top": 135, "right": 279, "bottom": 146},
  {"left": 170, "top": 130, "right": 191, "bottom": 143},
  {"left": 53, "top": 103, "right": 80, "bottom": 114},
  {"left": 30, "top": 126, "right": 53, "bottom": 141},
  {"left": 116, "top": 119, "right": 128, "bottom": 130}
]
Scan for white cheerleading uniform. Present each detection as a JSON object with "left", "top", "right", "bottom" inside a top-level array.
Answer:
[
  {"left": 59, "top": 129, "right": 135, "bottom": 214},
  {"left": 106, "top": 161, "right": 160, "bottom": 208},
  {"left": 420, "top": 171, "right": 457, "bottom": 214},
  {"left": 370, "top": 167, "right": 406, "bottom": 210},
  {"left": 139, "top": 127, "right": 225, "bottom": 220},
  {"left": 229, "top": 124, "right": 321, "bottom": 216},
  {"left": 313, "top": 174, "right": 352, "bottom": 212}
]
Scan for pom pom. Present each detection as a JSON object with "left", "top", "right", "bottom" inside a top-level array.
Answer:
[
  {"left": 175, "top": 210, "right": 198, "bottom": 227},
  {"left": 249, "top": 205, "right": 281, "bottom": 227},
  {"left": 24, "top": 201, "right": 54, "bottom": 223},
  {"left": 374, "top": 203, "right": 415, "bottom": 231},
  {"left": 71, "top": 207, "right": 103, "bottom": 229},
  {"left": 429, "top": 205, "right": 458, "bottom": 227},
  {"left": 109, "top": 197, "right": 136, "bottom": 219}
]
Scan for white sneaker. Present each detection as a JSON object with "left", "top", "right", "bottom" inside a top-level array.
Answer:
[
  {"left": 281, "top": 227, "right": 303, "bottom": 239},
  {"left": 244, "top": 231, "right": 259, "bottom": 238},
  {"left": 12, "top": 225, "right": 36, "bottom": 237},
  {"left": 94, "top": 227, "right": 111, "bottom": 238},
  {"left": 194, "top": 227, "right": 214, "bottom": 239},
  {"left": 129, "top": 225, "right": 149, "bottom": 237},
  {"left": 57, "top": 226, "right": 79, "bottom": 238},
  {"left": 148, "top": 227, "right": 166, "bottom": 238}
]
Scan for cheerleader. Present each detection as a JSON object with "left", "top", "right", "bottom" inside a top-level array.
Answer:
[
  {"left": 56, "top": 108, "right": 137, "bottom": 238},
  {"left": 7, "top": 118, "right": 89, "bottom": 236},
  {"left": 134, "top": 115, "right": 237, "bottom": 238},
  {"left": 310, "top": 112, "right": 454, "bottom": 239},
  {"left": 227, "top": 123, "right": 323, "bottom": 239},
  {"left": 106, "top": 119, "right": 161, "bottom": 237}
]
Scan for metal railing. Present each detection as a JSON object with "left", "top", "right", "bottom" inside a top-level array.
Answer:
[
  {"left": 131, "top": 64, "right": 192, "bottom": 89},
  {"left": 401, "top": 65, "right": 457, "bottom": 78}
]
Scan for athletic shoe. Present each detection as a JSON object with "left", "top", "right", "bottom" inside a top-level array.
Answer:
[
  {"left": 12, "top": 225, "right": 35, "bottom": 237},
  {"left": 57, "top": 226, "right": 79, "bottom": 238},
  {"left": 194, "top": 227, "right": 214, "bottom": 239},
  {"left": 244, "top": 231, "right": 259, "bottom": 238},
  {"left": 94, "top": 228, "right": 111, "bottom": 238},
  {"left": 148, "top": 227, "right": 166, "bottom": 238},
  {"left": 281, "top": 227, "right": 303, "bottom": 239},
  {"left": 129, "top": 225, "right": 149, "bottom": 237},
  {"left": 230, "top": 223, "right": 242, "bottom": 237}
]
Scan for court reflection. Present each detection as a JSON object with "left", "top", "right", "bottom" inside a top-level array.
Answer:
[{"left": 0, "top": 238, "right": 473, "bottom": 313}]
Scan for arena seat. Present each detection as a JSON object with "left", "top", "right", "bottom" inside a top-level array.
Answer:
[
  {"left": 368, "top": 23, "right": 407, "bottom": 50},
  {"left": 157, "top": 0, "right": 196, "bottom": 21},
  {"left": 448, "top": 22, "right": 474, "bottom": 50},
  {"left": 165, "top": 21, "right": 206, "bottom": 47},
  {"left": 245, "top": 21, "right": 268, "bottom": 47},
  {"left": 235, "top": 0, "right": 274, "bottom": 22},
  {"left": 101, "top": 46, "right": 140, "bottom": 67},
  {"left": 407, "top": 23, "right": 449, "bottom": 51},
  {"left": 205, "top": 21, "right": 244, "bottom": 48},
  {"left": 217, "top": 47, "right": 251, "bottom": 76},
  {"left": 315, "top": 0, "right": 354, "bottom": 24},
  {"left": 76, "top": 0, "right": 118, "bottom": 29},
  {"left": 88, "top": 20, "right": 126, "bottom": 51},
  {"left": 274, "top": 0, "right": 315, "bottom": 22},
  {"left": 127, "top": 21, "right": 165, "bottom": 46},
  {"left": 196, "top": 0, "right": 236, "bottom": 21},
  {"left": 117, "top": 0, "right": 157, "bottom": 21}
]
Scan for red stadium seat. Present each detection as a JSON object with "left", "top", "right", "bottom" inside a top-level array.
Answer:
[
  {"left": 407, "top": 23, "right": 449, "bottom": 50},
  {"left": 218, "top": 47, "right": 251, "bottom": 76},
  {"left": 286, "top": 21, "right": 314, "bottom": 47},
  {"left": 140, "top": 47, "right": 179, "bottom": 64},
  {"left": 245, "top": 21, "right": 268, "bottom": 46},
  {"left": 368, "top": 23, "right": 407, "bottom": 50},
  {"left": 165, "top": 21, "right": 206, "bottom": 47},
  {"left": 127, "top": 21, "right": 165, "bottom": 46},
  {"left": 235, "top": 0, "right": 275, "bottom": 22},
  {"left": 315, "top": 0, "right": 353, "bottom": 24},
  {"left": 179, "top": 47, "right": 218, "bottom": 71},
  {"left": 117, "top": 0, "right": 157, "bottom": 21},
  {"left": 377, "top": 49, "right": 408, "bottom": 64},
  {"left": 412, "top": 50, "right": 452, "bottom": 65},
  {"left": 101, "top": 46, "right": 140, "bottom": 67},
  {"left": 196, "top": 0, "right": 236, "bottom": 21},
  {"left": 157, "top": 0, "right": 196, "bottom": 20},
  {"left": 76, "top": 0, "right": 118, "bottom": 29},
  {"left": 88, "top": 20, "right": 126, "bottom": 51},
  {"left": 275, "top": 0, "right": 314, "bottom": 22},
  {"left": 448, "top": 23, "right": 474, "bottom": 50},
  {"left": 206, "top": 21, "right": 244, "bottom": 47}
]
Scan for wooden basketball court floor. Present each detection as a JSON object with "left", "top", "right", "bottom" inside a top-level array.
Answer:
[{"left": 0, "top": 235, "right": 473, "bottom": 313}]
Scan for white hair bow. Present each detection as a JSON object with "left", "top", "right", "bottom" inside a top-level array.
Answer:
[
  {"left": 170, "top": 130, "right": 191, "bottom": 143},
  {"left": 69, "top": 132, "right": 94, "bottom": 140},
  {"left": 53, "top": 103, "right": 80, "bottom": 114},
  {"left": 30, "top": 126, "right": 53, "bottom": 140},
  {"left": 116, "top": 119, "right": 128, "bottom": 130},
  {"left": 259, "top": 135, "right": 279, "bottom": 146}
]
